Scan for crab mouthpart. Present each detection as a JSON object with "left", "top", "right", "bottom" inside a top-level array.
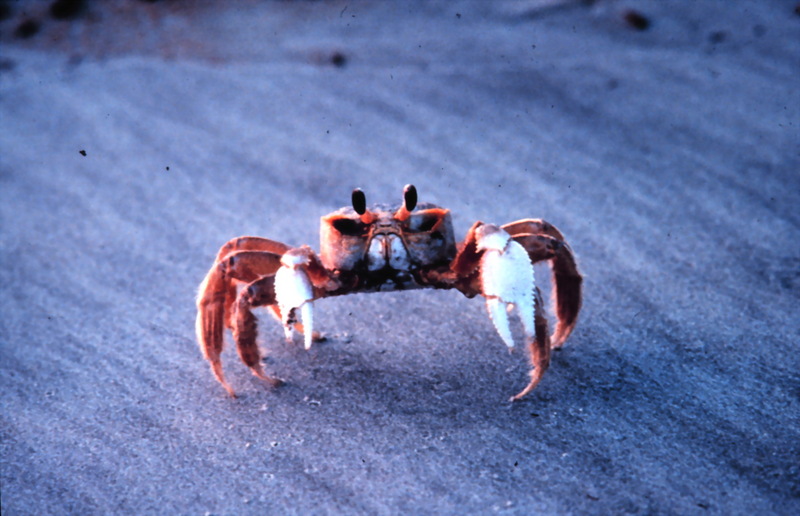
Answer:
[{"left": 366, "top": 234, "right": 411, "bottom": 272}]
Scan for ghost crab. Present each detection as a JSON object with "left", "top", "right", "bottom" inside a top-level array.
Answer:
[{"left": 196, "top": 185, "right": 582, "bottom": 401}]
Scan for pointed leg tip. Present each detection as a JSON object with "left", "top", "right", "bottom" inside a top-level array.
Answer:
[
  {"left": 251, "top": 368, "right": 285, "bottom": 388},
  {"left": 551, "top": 323, "right": 576, "bottom": 349},
  {"left": 510, "top": 373, "right": 544, "bottom": 402},
  {"left": 509, "top": 391, "right": 529, "bottom": 403},
  {"left": 210, "top": 362, "right": 237, "bottom": 398},
  {"left": 267, "top": 377, "right": 286, "bottom": 388},
  {"left": 509, "top": 389, "right": 531, "bottom": 402}
]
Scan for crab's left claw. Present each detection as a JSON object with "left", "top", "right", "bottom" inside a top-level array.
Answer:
[
  {"left": 274, "top": 247, "right": 316, "bottom": 350},
  {"left": 476, "top": 224, "right": 550, "bottom": 401}
]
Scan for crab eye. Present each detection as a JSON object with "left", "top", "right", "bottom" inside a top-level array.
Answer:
[
  {"left": 351, "top": 188, "right": 367, "bottom": 215},
  {"left": 332, "top": 217, "right": 367, "bottom": 237},
  {"left": 403, "top": 184, "right": 417, "bottom": 212}
]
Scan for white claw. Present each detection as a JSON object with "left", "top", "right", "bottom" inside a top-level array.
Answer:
[
  {"left": 477, "top": 224, "right": 536, "bottom": 347},
  {"left": 275, "top": 249, "right": 315, "bottom": 346},
  {"left": 282, "top": 318, "right": 294, "bottom": 342},
  {"left": 301, "top": 302, "right": 314, "bottom": 350},
  {"left": 486, "top": 297, "right": 515, "bottom": 349}
]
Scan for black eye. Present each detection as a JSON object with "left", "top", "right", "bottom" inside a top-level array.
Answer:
[
  {"left": 403, "top": 184, "right": 417, "bottom": 211},
  {"left": 408, "top": 214, "right": 439, "bottom": 232},
  {"left": 332, "top": 218, "right": 367, "bottom": 236},
  {"left": 351, "top": 188, "right": 367, "bottom": 215}
]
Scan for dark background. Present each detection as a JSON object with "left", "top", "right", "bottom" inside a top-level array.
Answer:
[{"left": 1, "top": 1, "right": 798, "bottom": 513}]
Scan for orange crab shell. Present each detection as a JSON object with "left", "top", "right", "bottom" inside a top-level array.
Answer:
[{"left": 318, "top": 203, "right": 457, "bottom": 273}]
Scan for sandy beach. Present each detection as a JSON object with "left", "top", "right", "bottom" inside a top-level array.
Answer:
[{"left": 1, "top": 1, "right": 798, "bottom": 513}]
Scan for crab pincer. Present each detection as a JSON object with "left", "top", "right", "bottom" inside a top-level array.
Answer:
[
  {"left": 476, "top": 224, "right": 536, "bottom": 348},
  {"left": 274, "top": 247, "right": 316, "bottom": 350},
  {"left": 476, "top": 224, "right": 550, "bottom": 401}
]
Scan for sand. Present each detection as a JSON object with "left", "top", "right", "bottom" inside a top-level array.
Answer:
[{"left": 1, "top": 1, "right": 798, "bottom": 513}]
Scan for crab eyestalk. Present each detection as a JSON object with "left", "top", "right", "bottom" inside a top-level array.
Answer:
[
  {"left": 352, "top": 188, "right": 375, "bottom": 224},
  {"left": 394, "top": 184, "right": 417, "bottom": 221}
]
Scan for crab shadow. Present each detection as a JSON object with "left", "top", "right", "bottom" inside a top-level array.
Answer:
[{"left": 238, "top": 325, "right": 602, "bottom": 421}]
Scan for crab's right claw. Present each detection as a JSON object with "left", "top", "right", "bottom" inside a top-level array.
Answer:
[
  {"left": 477, "top": 225, "right": 536, "bottom": 346},
  {"left": 274, "top": 248, "right": 316, "bottom": 350},
  {"left": 476, "top": 224, "right": 550, "bottom": 401}
]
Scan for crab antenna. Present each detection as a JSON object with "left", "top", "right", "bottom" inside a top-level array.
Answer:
[
  {"left": 395, "top": 184, "right": 417, "bottom": 221},
  {"left": 352, "top": 188, "right": 366, "bottom": 214}
]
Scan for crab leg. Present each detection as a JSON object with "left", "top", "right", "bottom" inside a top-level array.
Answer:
[
  {"left": 512, "top": 289, "right": 551, "bottom": 401},
  {"left": 196, "top": 249, "right": 284, "bottom": 396},
  {"left": 233, "top": 276, "right": 284, "bottom": 388},
  {"left": 212, "top": 237, "right": 292, "bottom": 329}
]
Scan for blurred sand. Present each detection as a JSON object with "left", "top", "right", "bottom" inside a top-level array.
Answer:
[{"left": 1, "top": 1, "right": 799, "bottom": 513}]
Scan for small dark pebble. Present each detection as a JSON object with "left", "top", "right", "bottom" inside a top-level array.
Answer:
[
  {"left": 49, "top": 0, "right": 85, "bottom": 20},
  {"left": 15, "top": 19, "right": 41, "bottom": 39},
  {"left": 623, "top": 9, "right": 650, "bottom": 31},
  {"left": 331, "top": 51, "right": 347, "bottom": 67},
  {"left": 708, "top": 31, "right": 727, "bottom": 44},
  {"left": 79, "top": 150, "right": 86, "bottom": 156}
]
